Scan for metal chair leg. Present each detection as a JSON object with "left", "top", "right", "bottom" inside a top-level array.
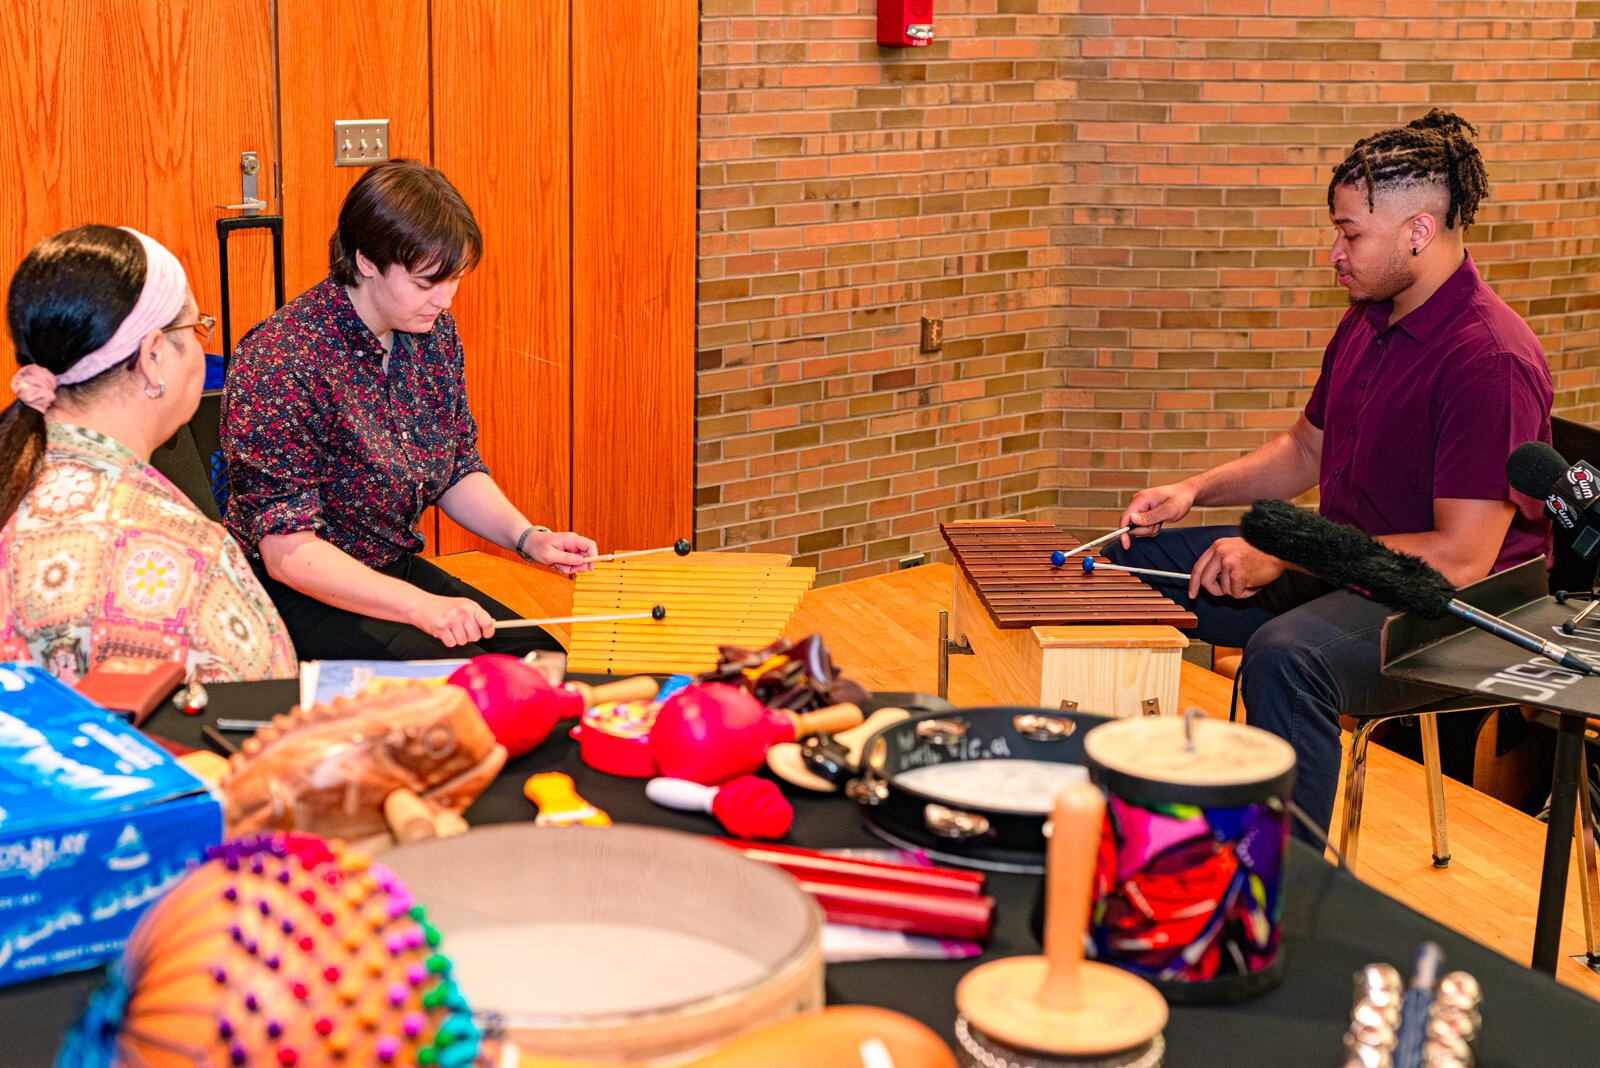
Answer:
[
  {"left": 1576, "top": 757, "right": 1600, "bottom": 959},
  {"left": 1419, "top": 713, "right": 1450, "bottom": 868},
  {"left": 1340, "top": 720, "right": 1379, "bottom": 871}
]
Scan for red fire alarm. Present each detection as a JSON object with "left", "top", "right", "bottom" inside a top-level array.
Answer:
[{"left": 878, "top": 0, "right": 934, "bottom": 47}]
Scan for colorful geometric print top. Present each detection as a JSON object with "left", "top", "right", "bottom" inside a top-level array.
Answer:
[
  {"left": 0, "top": 422, "right": 298, "bottom": 684},
  {"left": 220, "top": 275, "right": 489, "bottom": 568}
]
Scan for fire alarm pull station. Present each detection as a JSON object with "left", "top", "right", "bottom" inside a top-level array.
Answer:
[{"left": 878, "top": 0, "right": 934, "bottom": 47}]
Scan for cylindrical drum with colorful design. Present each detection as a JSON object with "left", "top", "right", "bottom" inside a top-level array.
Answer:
[{"left": 1083, "top": 715, "right": 1295, "bottom": 1004}]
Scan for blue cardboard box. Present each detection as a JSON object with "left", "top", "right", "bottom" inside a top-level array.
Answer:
[{"left": 0, "top": 663, "right": 222, "bottom": 986}]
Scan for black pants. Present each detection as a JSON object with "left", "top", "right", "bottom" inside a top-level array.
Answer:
[
  {"left": 1106, "top": 526, "right": 1451, "bottom": 838},
  {"left": 254, "top": 554, "right": 563, "bottom": 661}
]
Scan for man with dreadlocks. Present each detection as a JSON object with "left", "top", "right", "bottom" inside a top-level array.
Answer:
[{"left": 1106, "top": 109, "right": 1554, "bottom": 839}]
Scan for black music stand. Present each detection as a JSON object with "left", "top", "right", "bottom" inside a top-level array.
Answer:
[{"left": 1382, "top": 557, "right": 1600, "bottom": 974}]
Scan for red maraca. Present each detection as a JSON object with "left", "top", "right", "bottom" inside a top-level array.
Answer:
[
  {"left": 646, "top": 775, "right": 795, "bottom": 839},
  {"left": 449, "top": 656, "right": 662, "bottom": 759},
  {"left": 447, "top": 655, "right": 566, "bottom": 757},
  {"left": 649, "top": 682, "right": 864, "bottom": 785}
]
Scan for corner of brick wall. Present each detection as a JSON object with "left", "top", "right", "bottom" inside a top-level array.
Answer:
[{"left": 697, "top": 1, "right": 1600, "bottom": 585}]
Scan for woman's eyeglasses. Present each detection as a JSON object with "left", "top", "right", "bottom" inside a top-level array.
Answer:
[{"left": 163, "top": 313, "right": 217, "bottom": 345}]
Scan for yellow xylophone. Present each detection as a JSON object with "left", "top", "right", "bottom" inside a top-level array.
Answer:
[{"left": 565, "top": 553, "right": 816, "bottom": 675}]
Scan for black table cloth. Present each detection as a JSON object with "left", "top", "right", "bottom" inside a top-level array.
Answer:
[{"left": 3, "top": 679, "right": 1595, "bottom": 1066}]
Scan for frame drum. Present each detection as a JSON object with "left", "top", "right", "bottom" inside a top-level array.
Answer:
[
  {"left": 848, "top": 707, "right": 1106, "bottom": 873},
  {"left": 382, "top": 824, "right": 824, "bottom": 1060}
]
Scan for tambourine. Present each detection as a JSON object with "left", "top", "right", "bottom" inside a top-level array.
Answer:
[{"left": 847, "top": 707, "right": 1104, "bottom": 873}]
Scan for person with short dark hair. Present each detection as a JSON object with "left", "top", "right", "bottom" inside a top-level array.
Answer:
[
  {"left": 1107, "top": 110, "right": 1554, "bottom": 837},
  {"left": 222, "top": 160, "right": 595, "bottom": 660},
  {"left": 0, "top": 225, "right": 296, "bottom": 682}
]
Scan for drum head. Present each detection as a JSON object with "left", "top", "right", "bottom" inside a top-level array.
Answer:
[
  {"left": 383, "top": 824, "right": 824, "bottom": 1059},
  {"left": 1085, "top": 716, "right": 1294, "bottom": 808}
]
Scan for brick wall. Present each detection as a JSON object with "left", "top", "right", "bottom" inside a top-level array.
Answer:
[
  {"left": 696, "top": 1, "right": 1072, "bottom": 583},
  {"left": 696, "top": 1, "right": 1600, "bottom": 585}
]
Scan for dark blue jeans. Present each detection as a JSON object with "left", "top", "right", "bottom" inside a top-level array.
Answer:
[{"left": 1105, "top": 526, "right": 1449, "bottom": 838}]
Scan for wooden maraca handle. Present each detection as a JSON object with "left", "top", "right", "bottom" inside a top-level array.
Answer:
[
  {"left": 514, "top": 1006, "right": 957, "bottom": 1068},
  {"left": 566, "top": 675, "right": 661, "bottom": 709},
  {"left": 788, "top": 703, "right": 863, "bottom": 739},
  {"left": 382, "top": 788, "right": 470, "bottom": 844},
  {"left": 1038, "top": 781, "right": 1106, "bottom": 1010}
]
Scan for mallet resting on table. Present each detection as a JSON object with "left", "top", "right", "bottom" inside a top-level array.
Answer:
[{"left": 496, "top": 604, "right": 667, "bottom": 630}]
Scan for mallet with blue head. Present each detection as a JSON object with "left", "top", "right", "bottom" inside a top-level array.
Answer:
[
  {"left": 1080, "top": 556, "right": 1191, "bottom": 582},
  {"left": 1048, "top": 526, "right": 1132, "bottom": 567}
]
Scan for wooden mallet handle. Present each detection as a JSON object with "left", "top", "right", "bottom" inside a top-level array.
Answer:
[
  {"left": 1038, "top": 781, "right": 1105, "bottom": 1009},
  {"left": 565, "top": 675, "right": 661, "bottom": 708},
  {"left": 788, "top": 703, "right": 864, "bottom": 739}
]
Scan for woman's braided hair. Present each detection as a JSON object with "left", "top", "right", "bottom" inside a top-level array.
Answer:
[{"left": 1326, "top": 108, "right": 1489, "bottom": 231}]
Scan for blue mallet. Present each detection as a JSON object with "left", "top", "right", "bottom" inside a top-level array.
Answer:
[
  {"left": 1049, "top": 526, "right": 1132, "bottom": 567},
  {"left": 1080, "top": 556, "right": 1191, "bottom": 582}
]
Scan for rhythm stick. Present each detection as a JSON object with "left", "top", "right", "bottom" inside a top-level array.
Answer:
[
  {"left": 590, "top": 538, "right": 694, "bottom": 563},
  {"left": 1080, "top": 557, "right": 1191, "bottom": 582},
  {"left": 496, "top": 605, "right": 667, "bottom": 630},
  {"left": 1048, "top": 526, "right": 1132, "bottom": 566}
]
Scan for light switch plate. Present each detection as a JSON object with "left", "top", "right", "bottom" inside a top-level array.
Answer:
[{"left": 334, "top": 120, "right": 390, "bottom": 167}]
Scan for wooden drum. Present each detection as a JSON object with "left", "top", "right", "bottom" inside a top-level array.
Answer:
[
  {"left": 381, "top": 824, "right": 824, "bottom": 1061},
  {"left": 1083, "top": 716, "right": 1295, "bottom": 1004}
]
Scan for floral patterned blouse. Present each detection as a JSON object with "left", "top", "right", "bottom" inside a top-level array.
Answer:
[
  {"left": 0, "top": 422, "right": 297, "bottom": 684},
  {"left": 220, "top": 275, "right": 489, "bottom": 568}
]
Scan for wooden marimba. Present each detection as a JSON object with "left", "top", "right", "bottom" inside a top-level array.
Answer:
[{"left": 940, "top": 520, "right": 1198, "bottom": 717}]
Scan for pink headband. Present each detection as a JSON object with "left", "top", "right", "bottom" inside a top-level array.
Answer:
[{"left": 56, "top": 228, "right": 189, "bottom": 386}]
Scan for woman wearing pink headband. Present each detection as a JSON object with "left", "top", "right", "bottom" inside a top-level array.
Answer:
[{"left": 0, "top": 225, "right": 296, "bottom": 684}]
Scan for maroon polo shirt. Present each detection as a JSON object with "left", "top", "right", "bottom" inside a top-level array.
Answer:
[{"left": 1304, "top": 251, "right": 1553, "bottom": 572}]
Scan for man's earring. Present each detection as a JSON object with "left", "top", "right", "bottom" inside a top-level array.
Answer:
[
  {"left": 1411, "top": 247, "right": 1419, "bottom": 256},
  {"left": 144, "top": 380, "right": 166, "bottom": 399}
]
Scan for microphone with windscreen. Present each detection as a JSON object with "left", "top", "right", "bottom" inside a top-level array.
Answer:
[
  {"left": 1239, "top": 499, "right": 1594, "bottom": 676},
  {"left": 1506, "top": 441, "right": 1600, "bottom": 558}
]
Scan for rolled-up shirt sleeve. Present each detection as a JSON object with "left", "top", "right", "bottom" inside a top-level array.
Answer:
[{"left": 221, "top": 346, "right": 329, "bottom": 552}]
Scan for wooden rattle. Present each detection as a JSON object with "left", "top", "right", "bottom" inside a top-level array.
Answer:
[
  {"left": 954, "top": 782, "right": 1168, "bottom": 1067},
  {"left": 523, "top": 772, "right": 612, "bottom": 827},
  {"left": 645, "top": 775, "right": 795, "bottom": 840}
]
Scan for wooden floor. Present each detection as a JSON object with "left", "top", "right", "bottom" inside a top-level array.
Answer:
[{"left": 440, "top": 552, "right": 1600, "bottom": 1000}]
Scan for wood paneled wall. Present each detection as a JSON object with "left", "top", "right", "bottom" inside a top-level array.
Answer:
[
  {"left": 0, "top": 1, "right": 276, "bottom": 382},
  {"left": 277, "top": 0, "right": 431, "bottom": 297},
  {"left": 432, "top": 0, "right": 572, "bottom": 557},
  {"left": 572, "top": 0, "right": 698, "bottom": 554},
  {"left": 2, "top": 1, "right": 696, "bottom": 566}
]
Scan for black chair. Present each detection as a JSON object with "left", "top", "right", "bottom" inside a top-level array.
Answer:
[
  {"left": 1338, "top": 415, "right": 1600, "bottom": 871},
  {"left": 149, "top": 390, "right": 228, "bottom": 521}
]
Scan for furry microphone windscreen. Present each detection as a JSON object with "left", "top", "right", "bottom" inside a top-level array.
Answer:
[{"left": 1238, "top": 499, "right": 1455, "bottom": 619}]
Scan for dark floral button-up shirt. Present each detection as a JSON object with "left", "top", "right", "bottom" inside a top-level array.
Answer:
[{"left": 221, "top": 275, "right": 489, "bottom": 568}]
